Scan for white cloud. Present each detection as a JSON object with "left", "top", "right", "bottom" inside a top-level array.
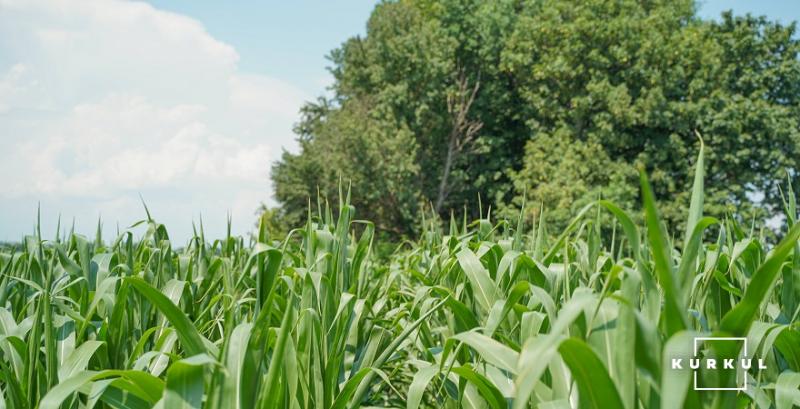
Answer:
[{"left": 0, "top": 0, "right": 308, "bottom": 241}]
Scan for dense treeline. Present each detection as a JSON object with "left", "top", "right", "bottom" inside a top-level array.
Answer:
[{"left": 270, "top": 0, "right": 800, "bottom": 240}]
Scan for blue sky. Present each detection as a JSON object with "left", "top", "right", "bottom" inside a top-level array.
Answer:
[
  {"left": 148, "top": 1, "right": 375, "bottom": 96},
  {"left": 700, "top": 0, "right": 800, "bottom": 24},
  {"left": 0, "top": 0, "right": 797, "bottom": 243}
]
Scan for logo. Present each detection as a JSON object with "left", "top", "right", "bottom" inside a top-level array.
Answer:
[{"left": 669, "top": 337, "right": 767, "bottom": 391}]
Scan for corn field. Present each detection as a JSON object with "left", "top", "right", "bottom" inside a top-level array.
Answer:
[{"left": 2, "top": 146, "right": 800, "bottom": 409}]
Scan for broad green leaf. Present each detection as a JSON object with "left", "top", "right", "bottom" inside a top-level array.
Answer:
[
  {"left": 452, "top": 331, "right": 518, "bottom": 374},
  {"left": 261, "top": 292, "right": 295, "bottom": 403},
  {"left": 640, "top": 169, "right": 688, "bottom": 336},
  {"left": 58, "top": 340, "right": 103, "bottom": 381},
  {"left": 163, "top": 354, "right": 217, "bottom": 409},
  {"left": 125, "top": 277, "right": 208, "bottom": 356},
  {"left": 222, "top": 323, "right": 253, "bottom": 409},
  {"left": 776, "top": 371, "right": 800, "bottom": 409},
  {"left": 456, "top": 248, "right": 498, "bottom": 311},
  {"left": 721, "top": 222, "right": 800, "bottom": 337},
  {"left": 660, "top": 331, "right": 697, "bottom": 409},
  {"left": 558, "top": 338, "right": 624, "bottom": 409},
  {"left": 40, "top": 370, "right": 164, "bottom": 409},
  {"left": 513, "top": 292, "right": 595, "bottom": 409},
  {"left": 407, "top": 364, "right": 439, "bottom": 409},
  {"left": 451, "top": 365, "right": 506, "bottom": 409}
]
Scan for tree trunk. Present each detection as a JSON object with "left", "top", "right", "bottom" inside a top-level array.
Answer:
[
  {"left": 434, "top": 68, "right": 482, "bottom": 215},
  {"left": 435, "top": 133, "right": 457, "bottom": 213}
]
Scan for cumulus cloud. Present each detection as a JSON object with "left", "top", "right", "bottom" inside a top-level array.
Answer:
[{"left": 0, "top": 0, "right": 308, "bottom": 241}]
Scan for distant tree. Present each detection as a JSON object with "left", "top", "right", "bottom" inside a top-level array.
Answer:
[
  {"left": 504, "top": 1, "right": 800, "bottom": 231},
  {"left": 272, "top": 95, "right": 421, "bottom": 236},
  {"left": 272, "top": 0, "right": 527, "bottom": 239},
  {"left": 271, "top": 0, "right": 800, "bottom": 239}
]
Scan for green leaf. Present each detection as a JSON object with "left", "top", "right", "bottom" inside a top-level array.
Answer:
[
  {"left": 720, "top": 222, "right": 800, "bottom": 337},
  {"left": 660, "top": 331, "right": 697, "bottom": 409},
  {"left": 456, "top": 248, "right": 498, "bottom": 311},
  {"left": 640, "top": 169, "right": 688, "bottom": 336},
  {"left": 684, "top": 135, "right": 704, "bottom": 247},
  {"left": 451, "top": 365, "right": 506, "bottom": 409},
  {"left": 407, "top": 364, "right": 439, "bottom": 409},
  {"left": 558, "top": 338, "right": 624, "bottom": 409},
  {"left": 776, "top": 371, "right": 800, "bottom": 409},
  {"left": 452, "top": 331, "right": 519, "bottom": 374},
  {"left": 329, "top": 367, "right": 373, "bottom": 409},
  {"left": 349, "top": 297, "right": 449, "bottom": 408},
  {"left": 221, "top": 323, "right": 253, "bottom": 409},
  {"left": 125, "top": 277, "right": 208, "bottom": 356},
  {"left": 40, "top": 370, "right": 164, "bottom": 409},
  {"left": 163, "top": 355, "right": 217, "bottom": 409},
  {"left": 513, "top": 293, "right": 595, "bottom": 409},
  {"left": 58, "top": 340, "right": 103, "bottom": 381},
  {"left": 261, "top": 292, "right": 295, "bottom": 403}
]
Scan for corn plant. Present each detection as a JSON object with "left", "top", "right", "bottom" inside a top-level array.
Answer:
[{"left": 1, "top": 145, "right": 800, "bottom": 408}]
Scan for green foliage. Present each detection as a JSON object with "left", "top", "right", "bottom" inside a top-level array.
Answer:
[
  {"left": 273, "top": 0, "right": 528, "bottom": 239},
  {"left": 506, "top": 1, "right": 800, "bottom": 232},
  {"left": 272, "top": 0, "right": 800, "bottom": 239},
  {"left": 4, "top": 147, "right": 800, "bottom": 408}
]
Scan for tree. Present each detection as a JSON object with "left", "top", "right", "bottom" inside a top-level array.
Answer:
[
  {"left": 272, "top": 96, "right": 421, "bottom": 236},
  {"left": 503, "top": 1, "right": 800, "bottom": 231},
  {"left": 271, "top": 0, "right": 800, "bottom": 239},
  {"left": 272, "top": 0, "right": 527, "bottom": 239},
  {"left": 435, "top": 69, "right": 482, "bottom": 213}
]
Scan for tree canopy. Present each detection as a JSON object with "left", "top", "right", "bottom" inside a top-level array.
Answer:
[{"left": 271, "top": 0, "right": 800, "bottom": 240}]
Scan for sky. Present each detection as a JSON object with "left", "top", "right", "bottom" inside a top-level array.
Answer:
[
  {"left": 0, "top": 0, "right": 797, "bottom": 243},
  {"left": 0, "top": 0, "right": 374, "bottom": 243}
]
